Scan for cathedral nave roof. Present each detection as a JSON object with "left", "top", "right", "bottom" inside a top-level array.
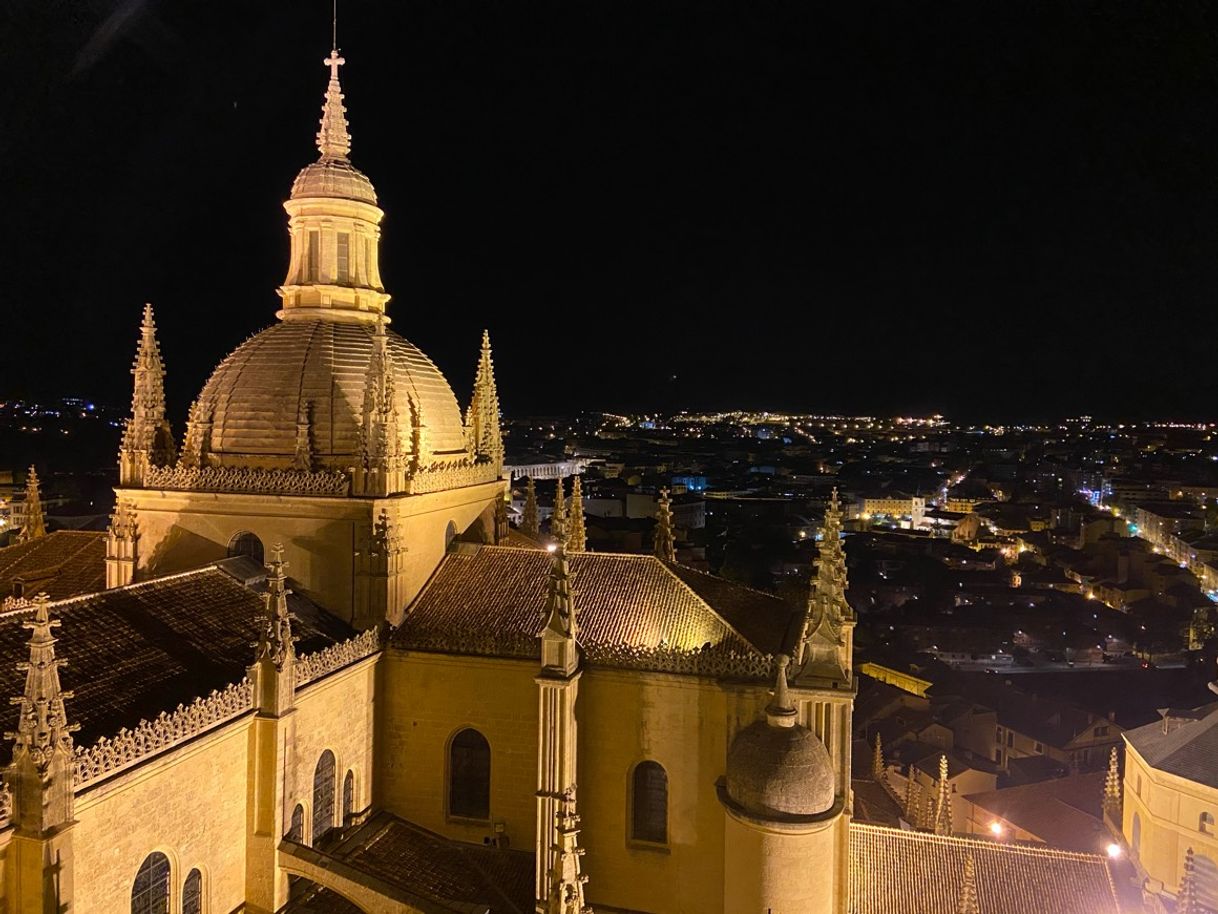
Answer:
[
  {"left": 394, "top": 546, "right": 801, "bottom": 679},
  {"left": 0, "top": 530, "right": 106, "bottom": 602},
  {"left": 0, "top": 564, "right": 352, "bottom": 765}
]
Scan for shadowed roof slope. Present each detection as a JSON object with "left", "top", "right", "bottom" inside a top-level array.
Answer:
[
  {"left": 849, "top": 823, "right": 1121, "bottom": 914},
  {"left": 1125, "top": 701, "right": 1218, "bottom": 789},
  {"left": 0, "top": 531, "right": 106, "bottom": 601},
  {"left": 395, "top": 547, "right": 795, "bottom": 677},
  {"left": 0, "top": 565, "right": 353, "bottom": 765}
]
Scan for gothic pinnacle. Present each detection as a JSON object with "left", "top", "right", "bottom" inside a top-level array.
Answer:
[
  {"left": 256, "top": 545, "right": 297, "bottom": 671},
  {"left": 317, "top": 49, "right": 352, "bottom": 160},
  {"left": 653, "top": 488, "right": 675, "bottom": 563},
  {"left": 551, "top": 476, "right": 567, "bottom": 546},
  {"left": 956, "top": 855, "right": 979, "bottom": 914},
  {"left": 523, "top": 477, "right": 541, "bottom": 538},
  {"left": 18, "top": 466, "right": 46, "bottom": 543},
  {"left": 465, "top": 329, "right": 503, "bottom": 468},
  {"left": 567, "top": 474, "right": 587, "bottom": 552}
]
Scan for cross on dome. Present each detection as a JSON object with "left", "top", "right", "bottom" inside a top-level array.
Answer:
[{"left": 325, "top": 49, "right": 345, "bottom": 80}]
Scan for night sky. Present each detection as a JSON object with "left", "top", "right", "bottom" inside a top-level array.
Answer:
[{"left": 6, "top": 1, "right": 1218, "bottom": 421}]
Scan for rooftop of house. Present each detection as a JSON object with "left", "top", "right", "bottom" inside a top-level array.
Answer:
[
  {"left": 963, "top": 771, "right": 1109, "bottom": 854},
  {"left": 1125, "top": 699, "right": 1218, "bottom": 790},
  {"left": 0, "top": 530, "right": 106, "bottom": 602}
]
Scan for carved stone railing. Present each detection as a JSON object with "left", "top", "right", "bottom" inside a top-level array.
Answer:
[
  {"left": 404, "top": 457, "right": 499, "bottom": 495},
  {"left": 397, "top": 625, "right": 773, "bottom": 681},
  {"left": 144, "top": 464, "right": 350, "bottom": 497},
  {"left": 296, "top": 628, "right": 382, "bottom": 687},
  {"left": 72, "top": 679, "right": 254, "bottom": 787}
]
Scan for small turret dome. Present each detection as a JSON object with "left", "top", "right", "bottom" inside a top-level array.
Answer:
[
  {"left": 292, "top": 159, "right": 377, "bottom": 205},
  {"left": 725, "top": 655, "right": 836, "bottom": 819}
]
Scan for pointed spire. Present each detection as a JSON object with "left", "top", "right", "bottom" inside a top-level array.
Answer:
[
  {"left": 523, "top": 477, "right": 541, "bottom": 538},
  {"left": 465, "top": 329, "right": 504, "bottom": 470},
  {"left": 539, "top": 543, "right": 579, "bottom": 677},
  {"left": 291, "top": 400, "right": 315, "bottom": 472},
  {"left": 797, "top": 487, "right": 852, "bottom": 674},
  {"left": 567, "top": 475, "right": 587, "bottom": 553},
  {"left": 546, "top": 788, "right": 593, "bottom": 914},
  {"left": 904, "top": 765, "right": 920, "bottom": 822},
  {"left": 872, "top": 732, "right": 885, "bottom": 781},
  {"left": 317, "top": 49, "right": 351, "bottom": 160},
  {"left": 551, "top": 476, "right": 568, "bottom": 546},
  {"left": 119, "top": 303, "right": 175, "bottom": 484},
  {"left": 357, "top": 318, "right": 407, "bottom": 494},
  {"left": 956, "top": 855, "right": 979, "bottom": 914},
  {"left": 17, "top": 466, "right": 46, "bottom": 543},
  {"left": 934, "top": 754, "right": 953, "bottom": 835},
  {"left": 4, "top": 594, "right": 78, "bottom": 833},
  {"left": 1179, "top": 847, "right": 1199, "bottom": 914},
  {"left": 653, "top": 488, "right": 675, "bottom": 563},
  {"left": 255, "top": 545, "right": 296, "bottom": 671},
  {"left": 1103, "top": 745, "right": 1121, "bottom": 819},
  {"left": 765, "top": 655, "right": 798, "bottom": 728}
]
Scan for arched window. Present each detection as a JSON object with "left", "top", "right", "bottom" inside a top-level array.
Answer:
[
  {"left": 227, "top": 531, "right": 264, "bottom": 564},
  {"left": 182, "top": 869, "right": 203, "bottom": 914},
  {"left": 449, "top": 728, "right": 491, "bottom": 820},
  {"left": 343, "top": 770, "right": 355, "bottom": 823},
  {"left": 1132, "top": 812, "right": 1142, "bottom": 854},
  {"left": 631, "top": 761, "right": 668, "bottom": 844},
  {"left": 287, "top": 803, "right": 305, "bottom": 843},
  {"left": 445, "top": 520, "right": 459, "bottom": 548},
  {"left": 313, "top": 750, "right": 336, "bottom": 843},
  {"left": 131, "top": 852, "right": 171, "bottom": 914}
]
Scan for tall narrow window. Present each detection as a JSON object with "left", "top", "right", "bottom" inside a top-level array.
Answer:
[
  {"left": 131, "top": 852, "right": 171, "bottom": 914},
  {"left": 287, "top": 803, "right": 305, "bottom": 842},
  {"left": 182, "top": 869, "right": 203, "bottom": 914},
  {"left": 336, "top": 232, "right": 350, "bottom": 283},
  {"left": 343, "top": 770, "right": 355, "bottom": 823},
  {"left": 631, "top": 761, "right": 668, "bottom": 844},
  {"left": 449, "top": 728, "right": 491, "bottom": 820},
  {"left": 306, "top": 231, "right": 320, "bottom": 282},
  {"left": 364, "top": 237, "right": 372, "bottom": 284},
  {"left": 313, "top": 750, "right": 336, "bottom": 843}
]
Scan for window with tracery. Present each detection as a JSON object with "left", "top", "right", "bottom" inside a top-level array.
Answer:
[
  {"left": 131, "top": 852, "right": 170, "bottom": 914},
  {"left": 182, "top": 868, "right": 203, "bottom": 914},
  {"left": 631, "top": 761, "right": 668, "bottom": 844},
  {"left": 343, "top": 769, "right": 355, "bottom": 823},
  {"left": 313, "top": 750, "right": 337, "bottom": 843},
  {"left": 449, "top": 728, "right": 491, "bottom": 820},
  {"left": 287, "top": 803, "right": 305, "bottom": 843}
]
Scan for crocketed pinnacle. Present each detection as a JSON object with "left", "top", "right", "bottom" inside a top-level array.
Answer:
[
  {"left": 361, "top": 317, "right": 404, "bottom": 468},
  {"left": 256, "top": 545, "right": 296, "bottom": 671},
  {"left": 797, "top": 487, "right": 852, "bottom": 668},
  {"left": 567, "top": 475, "right": 587, "bottom": 552},
  {"left": 653, "top": 488, "right": 675, "bottom": 563},
  {"left": 523, "top": 477, "right": 541, "bottom": 538},
  {"left": 956, "top": 855, "right": 979, "bottom": 914},
  {"left": 765, "top": 654, "right": 797, "bottom": 728},
  {"left": 934, "top": 754, "right": 953, "bottom": 835},
  {"left": 1179, "top": 847, "right": 1199, "bottom": 914},
  {"left": 540, "top": 543, "right": 577, "bottom": 643},
  {"left": 872, "top": 732, "right": 885, "bottom": 780},
  {"left": 1103, "top": 746, "right": 1121, "bottom": 815},
  {"left": 546, "top": 788, "right": 592, "bottom": 914},
  {"left": 317, "top": 49, "right": 352, "bottom": 160},
  {"left": 120, "top": 303, "right": 175, "bottom": 470},
  {"left": 4, "top": 594, "right": 78, "bottom": 833},
  {"left": 465, "top": 330, "right": 504, "bottom": 468},
  {"left": 551, "top": 477, "right": 568, "bottom": 546},
  {"left": 18, "top": 466, "right": 46, "bottom": 543}
]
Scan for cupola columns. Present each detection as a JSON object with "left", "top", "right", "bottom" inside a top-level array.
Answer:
[{"left": 278, "top": 50, "right": 390, "bottom": 323}]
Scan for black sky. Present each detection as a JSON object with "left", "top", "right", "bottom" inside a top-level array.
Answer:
[{"left": 5, "top": 1, "right": 1218, "bottom": 421}]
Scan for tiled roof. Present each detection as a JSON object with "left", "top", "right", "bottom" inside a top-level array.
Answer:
[
  {"left": 849, "top": 822, "right": 1121, "bottom": 914},
  {"left": 0, "top": 565, "right": 352, "bottom": 765},
  {"left": 278, "top": 887, "right": 364, "bottom": 913},
  {"left": 325, "top": 811, "right": 533, "bottom": 913},
  {"left": 1125, "top": 701, "right": 1218, "bottom": 789},
  {"left": 963, "top": 772, "right": 1109, "bottom": 854},
  {"left": 395, "top": 547, "right": 795, "bottom": 676},
  {"left": 852, "top": 777, "right": 905, "bottom": 827},
  {"left": 0, "top": 531, "right": 106, "bottom": 601}
]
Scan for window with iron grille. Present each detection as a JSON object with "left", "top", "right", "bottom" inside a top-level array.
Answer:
[
  {"left": 313, "top": 750, "right": 336, "bottom": 842},
  {"left": 131, "top": 852, "right": 170, "bottom": 914},
  {"left": 182, "top": 869, "right": 203, "bottom": 914}
]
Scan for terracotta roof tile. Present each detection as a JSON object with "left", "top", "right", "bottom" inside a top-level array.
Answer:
[
  {"left": 0, "top": 531, "right": 106, "bottom": 601},
  {"left": 0, "top": 566, "right": 352, "bottom": 765},
  {"left": 849, "top": 822, "right": 1121, "bottom": 914},
  {"left": 395, "top": 547, "right": 786, "bottom": 676}
]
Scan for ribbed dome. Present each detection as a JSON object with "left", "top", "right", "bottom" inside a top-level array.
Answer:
[
  {"left": 726, "top": 719, "right": 836, "bottom": 819},
  {"left": 194, "top": 319, "right": 467, "bottom": 465},
  {"left": 291, "top": 159, "right": 377, "bottom": 205}
]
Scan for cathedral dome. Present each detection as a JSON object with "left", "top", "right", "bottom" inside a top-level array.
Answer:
[
  {"left": 191, "top": 319, "right": 467, "bottom": 465},
  {"left": 291, "top": 159, "right": 377, "bottom": 205}
]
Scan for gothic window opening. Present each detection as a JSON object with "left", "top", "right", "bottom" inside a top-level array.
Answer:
[
  {"left": 287, "top": 803, "right": 305, "bottom": 843},
  {"left": 306, "top": 230, "right": 320, "bottom": 282},
  {"left": 313, "top": 750, "right": 337, "bottom": 843},
  {"left": 336, "top": 232, "right": 350, "bottom": 283},
  {"left": 449, "top": 728, "right": 491, "bottom": 820},
  {"left": 182, "top": 869, "right": 203, "bottom": 914},
  {"left": 631, "top": 761, "right": 668, "bottom": 844},
  {"left": 131, "top": 852, "right": 171, "bottom": 914},
  {"left": 227, "top": 531, "right": 264, "bottom": 564},
  {"left": 343, "top": 769, "right": 355, "bottom": 823}
]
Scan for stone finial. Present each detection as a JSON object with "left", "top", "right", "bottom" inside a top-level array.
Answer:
[
  {"left": 523, "top": 477, "right": 541, "bottom": 538},
  {"left": 119, "top": 304, "right": 176, "bottom": 484},
  {"left": 546, "top": 787, "right": 593, "bottom": 914},
  {"left": 539, "top": 543, "right": 578, "bottom": 677},
  {"left": 3, "top": 594, "right": 78, "bottom": 834},
  {"left": 464, "top": 329, "right": 504, "bottom": 470},
  {"left": 317, "top": 49, "right": 352, "bottom": 160},
  {"left": 765, "top": 654, "right": 797, "bottom": 728},
  {"left": 566, "top": 475, "right": 587, "bottom": 553},
  {"left": 180, "top": 396, "right": 214, "bottom": 469},
  {"left": 796, "top": 486, "right": 853, "bottom": 675},
  {"left": 872, "top": 732, "right": 885, "bottom": 781},
  {"left": 934, "top": 754, "right": 953, "bottom": 836},
  {"left": 903, "top": 765, "right": 920, "bottom": 821},
  {"left": 1179, "top": 847, "right": 1198, "bottom": 914},
  {"left": 1103, "top": 745, "right": 1122, "bottom": 817},
  {"left": 357, "top": 318, "right": 408, "bottom": 495},
  {"left": 255, "top": 545, "right": 297, "bottom": 672},
  {"left": 551, "top": 476, "right": 568, "bottom": 547},
  {"left": 17, "top": 466, "right": 46, "bottom": 543},
  {"left": 956, "top": 854, "right": 979, "bottom": 914},
  {"left": 653, "top": 488, "right": 675, "bottom": 563},
  {"left": 291, "top": 400, "right": 315, "bottom": 472}
]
